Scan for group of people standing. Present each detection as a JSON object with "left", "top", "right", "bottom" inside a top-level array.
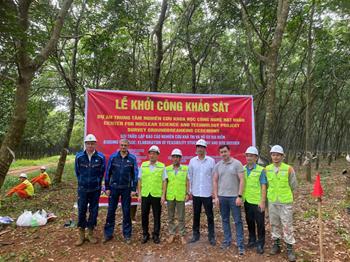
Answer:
[{"left": 75, "top": 134, "right": 297, "bottom": 262}]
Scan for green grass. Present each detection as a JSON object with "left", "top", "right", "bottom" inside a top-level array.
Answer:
[{"left": 10, "top": 155, "right": 75, "bottom": 169}]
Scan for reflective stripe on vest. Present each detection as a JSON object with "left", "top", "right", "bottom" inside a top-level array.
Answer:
[
  {"left": 23, "top": 180, "right": 34, "bottom": 196},
  {"left": 243, "top": 164, "right": 264, "bottom": 205},
  {"left": 266, "top": 162, "right": 293, "bottom": 203},
  {"left": 141, "top": 161, "right": 165, "bottom": 197},
  {"left": 166, "top": 165, "right": 188, "bottom": 201}
]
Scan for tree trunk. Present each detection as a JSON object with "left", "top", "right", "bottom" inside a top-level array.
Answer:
[
  {"left": 0, "top": 0, "right": 73, "bottom": 189},
  {"left": 305, "top": 0, "right": 315, "bottom": 182},
  {"left": 150, "top": 0, "right": 168, "bottom": 92}
]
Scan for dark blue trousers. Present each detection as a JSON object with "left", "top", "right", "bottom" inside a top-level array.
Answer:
[
  {"left": 104, "top": 187, "right": 131, "bottom": 239},
  {"left": 77, "top": 189, "right": 100, "bottom": 229}
]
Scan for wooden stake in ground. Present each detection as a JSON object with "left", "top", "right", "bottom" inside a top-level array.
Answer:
[{"left": 312, "top": 173, "right": 324, "bottom": 262}]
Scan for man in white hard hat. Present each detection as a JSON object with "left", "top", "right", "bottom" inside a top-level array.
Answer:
[
  {"left": 6, "top": 173, "right": 34, "bottom": 199},
  {"left": 138, "top": 145, "right": 167, "bottom": 244},
  {"left": 213, "top": 144, "right": 245, "bottom": 255},
  {"left": 165, "top": 148, "right": 189, "bottom": 245},
  {"left": 31, "top": 166, "right": 51, "bottom": 188},
  {"left": 266, "top": 145, "right": 297, "bottom": 262},
  {"left": 188, "top": 139, "right": 216, "bottom": 246},
  {"left": 74, "top": 134, "right": 106, "bottom": 246},
  {"left": 243, "top": 146, "right": 267, "bottom": 254}
]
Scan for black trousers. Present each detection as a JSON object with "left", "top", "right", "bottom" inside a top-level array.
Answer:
[
  {"left": 192, "top": 196, "right": 215, "bottom": 240},
  {"left": 141, "top": 195, "right": 161, "bottom": 238},
  {"left": 244, "top": 201, "right": 265, "bottom": 247}
]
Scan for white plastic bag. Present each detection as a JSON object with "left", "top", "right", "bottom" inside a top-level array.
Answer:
[
  {"left": 16, "top": 209, "right": 47, "bottom": 227},
  {"left": 32, "top": 210, "right": 47, "bottom": 226},
  {"left": 16, "top": 210, "right": 33, "bottom": 227}
]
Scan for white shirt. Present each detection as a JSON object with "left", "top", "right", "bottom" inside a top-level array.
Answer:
[{"left": 188, "top": 155, "right": 215, "bottom": 197}]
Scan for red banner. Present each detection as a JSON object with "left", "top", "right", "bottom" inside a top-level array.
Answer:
[{"left": 85, "top": 89, "right": 255, "bottom": 165}]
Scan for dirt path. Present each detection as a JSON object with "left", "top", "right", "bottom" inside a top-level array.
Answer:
[{"left": 8, "top": 161, "right": 74, "bottom": 176}]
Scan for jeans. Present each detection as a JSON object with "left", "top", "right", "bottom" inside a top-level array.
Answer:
[
  {"left": 104, "top": 187, "right": 131, "bottom": 239},
  {"left": 219, "top": 196, "right": 244, "bottom": 249}
]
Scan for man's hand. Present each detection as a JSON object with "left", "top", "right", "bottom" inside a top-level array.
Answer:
[
  {"left": 161, "top": 195, "right": 166, "bottom": 205},
  {"left": 185, "top": 194, "right": 189, "bottom": 202},
  {"left": 131, "top": 191, "right": 137, "bottom": 197},
  {"left": 235, "top": 197, "right": 243, "bottom": 206},
  {"left": 214, "top": 196, "right": 219, "bottom": 207},
  {"left": 258, "top": 201, "right": 266, "bottom": 212},
  {"left": 105, "top": 190, "right": 111, "bottom": 196}
]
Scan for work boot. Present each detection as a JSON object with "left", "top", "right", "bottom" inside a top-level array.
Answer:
[
  {"left": 167, "top": 235, "right": 175, "bottom": 244},
  {"left": 75, "top": 228, "right": 85, "bottom": 246},
  {"left": 86, "top": 228, "right": 97, "bottom": 244},
  {"left": 286, "top": 243, "right": 296, "bottom": 262},
  {"left": 270, "top": 238, "right": 281, "bottom": 255}
]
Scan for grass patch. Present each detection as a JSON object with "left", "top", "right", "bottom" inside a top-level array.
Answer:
[
  {"left": 0, "top": 162, "right": 76, "bottom": 218},
  {"left": 10, "top": 155, "right": 75, "bottom": 169}
]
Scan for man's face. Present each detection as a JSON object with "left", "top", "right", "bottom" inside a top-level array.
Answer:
[
  {"left": 40, "top": 169, "right": 45, "bottom": 173},
  {"left": 20, "top": 177, "right": 26, "bottom": 182},
  {"left": 196, "top": 145, "right": 206, "bottom": 155},
  {"left": 219, "top": 147, "right": 230, "bottom": 160},
  {"left": 148, "top": 151, "right": 159, "bottom": 162},
  {"left": 120, "top": 141, "right": 129, "bottom": 153},
  {"left": 271, "top": 153, "right": 284, "bottom": 163},
  {"left": 245, "top": 153, "right": 258, "bottom": 165},
  {"left": 85, "top": 141, "right": 96, "bottom": 154},
  {"left": 171, "top": 155, "right": 181, "bottom": 166}
]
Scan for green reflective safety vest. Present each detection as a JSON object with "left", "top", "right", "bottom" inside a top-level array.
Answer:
[
  {"left": 243, "top": 164, "right": 264, "bottom": 205},
  {"left": 266, "top": 162, "right": 293, "bottom": 203},
  {"left": 141, "top": 161, "right": 165, "bottom": 197},
  {"left": 166, "top": 165, "right": 188, "bottom": 201}
]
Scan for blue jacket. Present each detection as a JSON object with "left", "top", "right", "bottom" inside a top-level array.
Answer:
[
  {"left": 75, "top": 150, "right": 106, "bottom": 192},
  {"left": 105, "top": 151, "right": 138, "bottom": 191}
]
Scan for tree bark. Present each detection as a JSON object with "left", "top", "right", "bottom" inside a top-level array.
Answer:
[
  {"left": 150, "top": 0, "right": 168, "bottom": 92},
  {"left": 305, "top": 0, "right": 315, "bottom": 182},
  {"left": 0, "top": 0, "right": 73, "bottom": 189}
]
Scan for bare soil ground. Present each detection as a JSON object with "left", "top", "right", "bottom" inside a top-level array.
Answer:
[{"left": 0, "top": 159, "right": 349, "bottom": 262}]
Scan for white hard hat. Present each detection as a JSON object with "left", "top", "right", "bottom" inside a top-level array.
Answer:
[
  {"left": 19, "top": 173, "right": 27, "bottom": 178},
  {"left": 196, "top": 139, "right": 207, "bottom": 147},
  {"left": 148, "top": 145, "right": 160, "bottom": 154},
  {"left": 245, "top": 146, "right": 259, "bottom": 155},
  {"left": 270, "top": 145, "right": 284, "bottom": 155},
  {"left": 171, "top": 148, "right": 182, "bottom": 156},
  {"left": 40, "top": 166, "right": 46, "bottom": 170},
  {"left": 84, "top": 134, "right": 97, "bottom": 142}
]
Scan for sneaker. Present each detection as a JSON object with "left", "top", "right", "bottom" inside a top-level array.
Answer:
[
  {"left": 189, "top": 236, "right": 199, "bottom": 243},
  {"left": 239, "top": 248, "right": 245, "bottom": 256},
  {"left": 246, "top": 241, "right": 256, "bottom": 249}
]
